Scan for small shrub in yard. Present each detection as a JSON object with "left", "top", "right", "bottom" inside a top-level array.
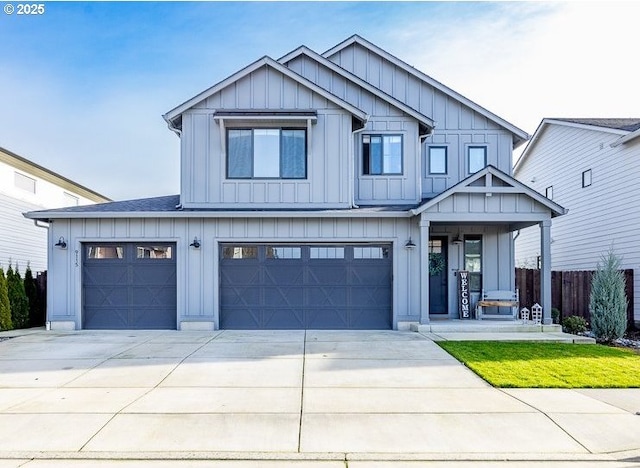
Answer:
[
  {"left": 562, "top": 315, "right": 588, "bottom": 335},
  {"left": 6, "top": 264, "right": 29, "bottom": 329},
  {"left": 590, "top": 249, "right": 628, "bottom": 343},
  {"left": 0, "top": 267, "right": 12, "bottom": 331},
  {"left": 23, "top": 265, "right": 40, "bottom": 327},
  {"left": 551, "top": 308, "right": 560, "bottom": 324}
]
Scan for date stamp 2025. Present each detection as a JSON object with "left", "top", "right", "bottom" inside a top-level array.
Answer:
[{"left": 4, "top": 3, "right": 46, "bottom": 15}]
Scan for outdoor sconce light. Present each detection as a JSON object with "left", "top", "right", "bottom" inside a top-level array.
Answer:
[
  {"left": 54, "top": 236, "right": 67, "bottom": 249},
  {"left": 404, "top": 238, "right": 416, "bottom": 250},
  {"left": 451, "top": 236, "right": 463, "bottom": 245},
  {"left": 189, "top": 237, "right": 201, "bottom": 249}
]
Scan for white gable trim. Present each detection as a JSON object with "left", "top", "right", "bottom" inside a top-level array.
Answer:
[
  {"left": 515, "top": 118, "right": 631, "bottom": 172},
  {"left": 163, "top": 56, "right": 368, "bottom": 125},
  {"left": 323, "top": 35, "right": 529, "bottom": 146},
  {"left": 411, "top": 165, "right": 566, "bottom": 217},
  {"left": 279, "top": 46, "right": 435, "bottom": 131},
  {"left": 611, "top": 127, "right": 640, "bottom": 147}
]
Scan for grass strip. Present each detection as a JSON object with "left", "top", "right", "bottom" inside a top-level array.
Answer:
[{"left": 437, "top": 341, "right": 640, "bottom": 388}]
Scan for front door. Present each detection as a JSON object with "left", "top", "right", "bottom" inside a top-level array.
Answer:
[{"left": 428, "top": 237, "right": 448, "bottom": 315}]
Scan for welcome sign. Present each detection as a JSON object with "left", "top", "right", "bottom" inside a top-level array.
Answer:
[{"left": 458, "top": 270, "right": 471, "bottom": 319}]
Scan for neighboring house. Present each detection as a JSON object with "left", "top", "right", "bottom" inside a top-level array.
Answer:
[
  {"left": 25, "top": 35, "right": 564, "bottom": 331},
  {"left": 0, "top": 146, "right": 110, "bottom": 273},
  {"left": 514, "top": 118, "right": 640, "bottom": 326}
]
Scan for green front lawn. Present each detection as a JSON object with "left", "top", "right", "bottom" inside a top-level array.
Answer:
[{"left": 437, "top": 341, "right": 640, "bottom": 388}]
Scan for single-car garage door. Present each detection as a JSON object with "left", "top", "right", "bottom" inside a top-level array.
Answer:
[
  {"left": 83, "top": 243, "right": 177, "bottom": 329},
  {"left": 220, "top": 244, "right": 392, "bottom": 329}
]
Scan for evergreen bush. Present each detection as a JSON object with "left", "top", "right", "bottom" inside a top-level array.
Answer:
[
  {"left": 0, "top": 267, "right": 12, "bottom": 331},
  {"left": 23, "top": 265, "right": 41, "bottom": 327},
  {"left": 562, "top": 315, "right": 588, "bottom": 335},
  {"left": 589, "top": 249, "right": 628, "bottom": 343},
  {"left": 7, "top": 264, "right": 29, "bottom": 329}
]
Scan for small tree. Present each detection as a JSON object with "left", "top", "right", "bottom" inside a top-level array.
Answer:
[
  {"left": 7, "top": 264, "right": 29, "bottom": 329},
  {"left": 0, "top": 267, "right": 12, "bottom": 331},
  {"left": 23, "top": 265, "right": 40, "bottom": 327},
  {"left": 589, "top": 249, "right": 627, "bottom": 343}
]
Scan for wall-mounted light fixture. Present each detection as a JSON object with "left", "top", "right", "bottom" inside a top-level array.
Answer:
[
  {"left": 189, "top": 237, "right": 201, "bottom": 249},
  {"left": 54, "top": 236, "right": 67, "bottom": 249},
  {"left": 451, "top": 235, "right": 463, "bottom": 245},
  {"left": 404, "top": 238, "right": 416, "bottom": 250}
]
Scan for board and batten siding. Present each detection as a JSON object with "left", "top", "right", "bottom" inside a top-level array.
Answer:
[
  {"left": 325, "top": 42, "right": 517, "bottom": 179},
  {"left": 180, "top": 65, "right": 353, "bottom": 209},
  {"left": 45, "top": 216, "right": 421, "bottom": 330},
  {"left": 514, "top": 124, "right": 640, "bottom": 322}
]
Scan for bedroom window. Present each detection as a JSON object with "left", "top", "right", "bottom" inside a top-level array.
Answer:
[
  {"left": 227, "top": 128, "right": 306, "bottom": 179},
  {"left": 362, "top": 134, "right": 403, "bottom": 175},
  {"left": 428, "top": 146, "right": 447, "bottom": 174},
  {"left": 468, "top": 146, "right": 487, "bottom": 173}
]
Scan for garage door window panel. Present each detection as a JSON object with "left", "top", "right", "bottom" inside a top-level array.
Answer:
[
  {"left": 136, "top": 246, "right": 172, "bottom": 259},
  {"left": 87, "top": 246, "right": 124, "bottom": 260}
]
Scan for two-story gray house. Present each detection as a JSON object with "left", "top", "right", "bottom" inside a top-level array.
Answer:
[
  {"left": 26, "top": 35, "right": 565, "bottom": 331},
  {"left": 514, "top": 118, "right": 640, "bottom": 327}
]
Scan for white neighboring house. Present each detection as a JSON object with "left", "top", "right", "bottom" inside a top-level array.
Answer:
[
  {"left": 514, "top": 118, "right": 640, "bottom": 326},
  {"left": 0, "top": 146, "right": 110, "bottom": 272}
]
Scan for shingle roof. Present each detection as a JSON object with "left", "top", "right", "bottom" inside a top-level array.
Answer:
[
  {"left": 29, "top": 195, "right": 180, "bottom": 215},
  {"left": 552, "top": 118, "right": 640, "bottom": 132}
]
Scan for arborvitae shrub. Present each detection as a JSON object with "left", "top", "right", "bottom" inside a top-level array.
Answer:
[
  {"left": 589, "top": 249, "right": 628, "bottom": 343},
  {"left": 7, "top": 264, "right": 29, "bottom": 329},
  {"left": 0, "top": 267, "right": 12, "bottom": 331},
  {"left": 23, "top": 265, "right": 40, "bottom": 327}
]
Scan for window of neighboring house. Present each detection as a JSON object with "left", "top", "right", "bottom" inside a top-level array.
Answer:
[
  {"left": 63, "top": 192, "right": 79, "bottom": 206},
  {"left": 582, "top": 169, "right": 592, "bottom": 188},
  {"left": 468, "top": 146, "right": 487, "bottom": 173},
  {"left": 464, "top": 236, "right": 482, "bottom": 292},
  {"left": 227, "top": 128, "right": 306, "bottom": 179},
  {"left": 545, "top": 186, "right": 553, "bottom": 200},
  {"left": 14, "top": 172, "right": 36, "bottom": 193},
  {"left": 428, "top": 146, "right": 447, "bottom": 174},
  {"left": 362, "top": 134, "right": 403, "bottom": 175}
]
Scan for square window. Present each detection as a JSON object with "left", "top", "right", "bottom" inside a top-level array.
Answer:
[
  {"left": 582, "top": 169, "right": 592, "bottom": 188},
  {"left": 428, "top": 147, "right": 447, "bottom": 174},
  {"left": 227, "top": 128, "right": 306, "bottom": 179},
  {"left": 468, "top": 146, "right": 487, "bottom": 173},
  {"left": 363, "top": 134, "right": 403, "bottom": 175},
  {"left": 14, "top": 172, "right": 36, "bottom": 193}
]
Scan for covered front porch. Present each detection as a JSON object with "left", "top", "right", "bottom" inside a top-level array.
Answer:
[{"left": 410, "top": 166, "right": 566, "bottom": 326}]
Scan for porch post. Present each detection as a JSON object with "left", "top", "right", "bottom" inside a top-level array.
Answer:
[
  {"left": 540, "top": 219, "right": 552, "bottom": 324},
  {"left": 419, "top": 219, "right": 430, "bottom": 324}
]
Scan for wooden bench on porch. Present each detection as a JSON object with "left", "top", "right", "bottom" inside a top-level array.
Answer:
[{"left": 476, "top": 289, "right": 519, "bottom": 320}]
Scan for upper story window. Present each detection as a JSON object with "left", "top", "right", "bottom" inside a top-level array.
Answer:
[
  {"left": 362, "top": 134, "right": 402, "bottom": 175},
  {"left": 227, "top": 128, "right": 306, "bottom": 179},
  {"left": 582, "top": 169, "right": 592, "bottom": 188},
  {"left": 14, "top": 172, "right": 36, "bottom": 193},
  {"left": 468, "top": 146, "right": 487, "bottom": 173},
  {"left": 428, "top": 146, "right": 447, "bottom": 174},
  {"left": 545, "top": 186, "right": 553, "bottom": 200}
]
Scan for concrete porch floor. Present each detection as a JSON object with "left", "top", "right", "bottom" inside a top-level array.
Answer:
[{"left": 412, "top": 319, "right": 596, "bottom": 343}]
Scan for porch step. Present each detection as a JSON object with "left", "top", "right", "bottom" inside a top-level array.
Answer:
[{"left": 411, "top": 320, "right": 563, "bottom": 334}]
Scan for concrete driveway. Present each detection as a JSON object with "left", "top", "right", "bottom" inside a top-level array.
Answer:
[{"left": 0, "top": 329, "right": 639, "bottom": 467}]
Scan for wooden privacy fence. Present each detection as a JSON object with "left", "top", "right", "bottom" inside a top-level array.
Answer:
[{"left": 515, "top": 268, "right": 635, "bottom": 329}]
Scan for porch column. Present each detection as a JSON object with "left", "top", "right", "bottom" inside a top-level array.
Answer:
[
  {"left": 540, "top": 219, "right": 552, "bottom": 324},
  {"left": 419, "top": 219, "right": 430, "bottom": 324}
]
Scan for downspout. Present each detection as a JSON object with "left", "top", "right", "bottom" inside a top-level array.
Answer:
[{"left": 350, "top": 115, "right": 370, "bottom": 209}]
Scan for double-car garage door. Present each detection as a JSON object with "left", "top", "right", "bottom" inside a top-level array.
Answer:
[
  {"left": 82, "top": 242, "right": 392, "bottom": 330},
  {"left": 219, "top": 244, "right": 392, "bottom": 329}
]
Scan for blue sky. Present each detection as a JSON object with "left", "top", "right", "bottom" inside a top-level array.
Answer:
[{"left": 1, "top": 1, "right": 639, "bottom": 200}]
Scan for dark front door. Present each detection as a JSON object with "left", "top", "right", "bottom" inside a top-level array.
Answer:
[
  {"left": 83, "top": 243, "right": 177, "bottom": 329},
  {"left": 428, "top": 237, "right": 448, "bottom": 315},
  {"left": 219, "top": 244, "right": 392, "bottom": 329}
]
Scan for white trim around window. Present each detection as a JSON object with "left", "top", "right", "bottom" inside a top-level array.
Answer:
[{"left": 467, "top": 146, "right": 487, "bottom": 174}]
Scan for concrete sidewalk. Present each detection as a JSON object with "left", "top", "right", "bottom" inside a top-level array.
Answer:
[{"left": 0, "top": 329, "right": 638, "bottom": 467}]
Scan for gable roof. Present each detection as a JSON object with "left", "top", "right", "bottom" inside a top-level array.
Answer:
[
  {"left": 323, "top": 35, "right": 529, "bottom": 148},
  {"left": 163, "top": 56, "right": 368, "bottom": 133},
  {"left": 411, "top": 165, "right": 566, "bottom": 218},
  {"left": 279, "top": 46, "right": 435, "bottom": 133},
  {"left": 0, "top": 146, "right": 110, "bottom": 203},
  {"left": 514, "top": 118, "right": 640, "bottom": 171}
]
